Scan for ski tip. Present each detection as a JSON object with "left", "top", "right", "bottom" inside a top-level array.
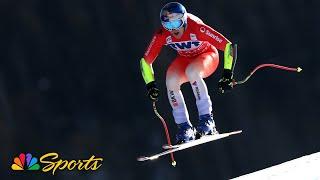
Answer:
[
  {"left": 171, "top": 161, "right": 177, "bottom": 167},
  {"left": 137, "top": 155, "right": 159, "bottom": 162},
  {"left": 137, "top": 156, "right": 148, "bottom": 162},
  {"left": 229, "top": 130, "right": 242, "bottom": 135}
]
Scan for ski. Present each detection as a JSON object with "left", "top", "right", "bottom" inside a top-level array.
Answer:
[
  {"left": 163, "top": 130, "right": 242, "bottom": 149},
  {"left": 137, "top": 130, "right": 242, "bottom": 162}
]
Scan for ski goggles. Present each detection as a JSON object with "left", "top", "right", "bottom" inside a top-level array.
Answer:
[{"left": 162, "top": 19, "right": 184, "bottom": 31}]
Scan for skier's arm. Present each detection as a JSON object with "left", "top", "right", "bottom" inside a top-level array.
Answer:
[
  {"left": 223, "top": 42, "right": 234, "bottom": 71},
  {"left": 219, "top": 42, "right": 236, "bottom": 93},
  {"left": 140, "top": 29, "right": 165, "bottom": 84},
  {"left": 140, "top": 58, "right": 155, "bottom": 84},
  {"left": 140, "top": 29, "right": 165, "bottom": 101},
  {"left": 196, "top": 23, "right": 236, "bottom": 93},
  {"left": 196, "top": 23, "right": 234, "bottom": 70},
  {"left": 197, "top": 24, "right": 230, "bottom": 50}
]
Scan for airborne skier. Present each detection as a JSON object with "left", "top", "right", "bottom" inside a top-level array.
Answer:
[{"left": 140, "top": 2, "right": 236, "bottom": 144}]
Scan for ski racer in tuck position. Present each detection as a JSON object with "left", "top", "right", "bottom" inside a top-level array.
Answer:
[{"left": 140, "top": 2, "right": 236, "bottom": 144}]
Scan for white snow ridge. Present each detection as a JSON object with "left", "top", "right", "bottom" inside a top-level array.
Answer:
[{"left": 231, "top": 152, "right": 320, "bottom": 180}]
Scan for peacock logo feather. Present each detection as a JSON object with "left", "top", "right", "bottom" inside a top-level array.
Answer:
[{"left": 11, "top": 153, "right": 40, "bottom": 171}]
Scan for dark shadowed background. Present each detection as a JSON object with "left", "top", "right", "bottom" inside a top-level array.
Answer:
[{"left": 1, "top": 0, "right": 320, "bottom": 179}]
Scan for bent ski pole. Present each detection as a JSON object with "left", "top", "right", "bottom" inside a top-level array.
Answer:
[
  {"left": 229, "top": 45, "right": 302, "bottom": 85},
  {"left": 233, "top": 64, "right": 302, "bottom": 86},
  {"left": 152, "top": 102, "right": 176, "bottom": 167}
]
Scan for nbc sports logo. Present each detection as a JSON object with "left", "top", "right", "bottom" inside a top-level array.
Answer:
[
  {"left": 10, "top": 152, "right": 103, "bottom": 175},
  {"left": 11, "top": 153, "right": 40, "bottom": 171}
]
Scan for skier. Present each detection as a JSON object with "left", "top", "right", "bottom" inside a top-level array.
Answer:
[{"left": 140, "top": 2, "right": 236, "bottom": 144}]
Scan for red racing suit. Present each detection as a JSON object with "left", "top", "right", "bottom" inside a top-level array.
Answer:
[
  {"left": 140, "top": 13, "right": 233, "bottom": 85},
  {"left": 143, "top": 13, "right": 231, "bottom": 64}
]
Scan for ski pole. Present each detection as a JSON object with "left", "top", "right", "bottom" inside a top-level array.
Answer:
[
  {"left": 229, "top": 44, "right": 302, "bottom": 86},
  {"left": 233, "top": 64, "right": 302, "bottom": 86},
  {"left": 152, "top": 102, "right": 177, "bottom": 167}
]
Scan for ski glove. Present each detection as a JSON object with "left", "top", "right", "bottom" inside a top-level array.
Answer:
[
  {"left": 146, "top": 81, "right": 159, "bottom": 101},
  {"left": 218, "top": 69, "right": 234, "bottom": 93}
]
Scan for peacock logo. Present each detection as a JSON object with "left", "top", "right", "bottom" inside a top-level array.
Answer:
[{"left": 11, "top": 153, "right": 40, "bottom": 171}]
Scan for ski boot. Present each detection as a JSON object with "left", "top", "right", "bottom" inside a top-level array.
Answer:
[
  {"left": 176, "top": 122, "right": 195, "bottom": 144},
  {"left": 195, "top": 114, "right": 219, "bottom": 139}
]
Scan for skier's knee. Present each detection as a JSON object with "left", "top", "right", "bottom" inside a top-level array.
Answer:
[
  {"left": 166, "top": 74, "right": 181, "bottom": 91},
  {"left": 185, "top": 65, "right": 202, "bottom": 80}
]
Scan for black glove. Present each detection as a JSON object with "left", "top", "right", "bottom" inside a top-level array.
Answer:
[
  {"left": 146, "top": 81, "right": 159, "bottom": 101},
  {"left": 218, "top": 69, "right": 234, "bottom": 93}
]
